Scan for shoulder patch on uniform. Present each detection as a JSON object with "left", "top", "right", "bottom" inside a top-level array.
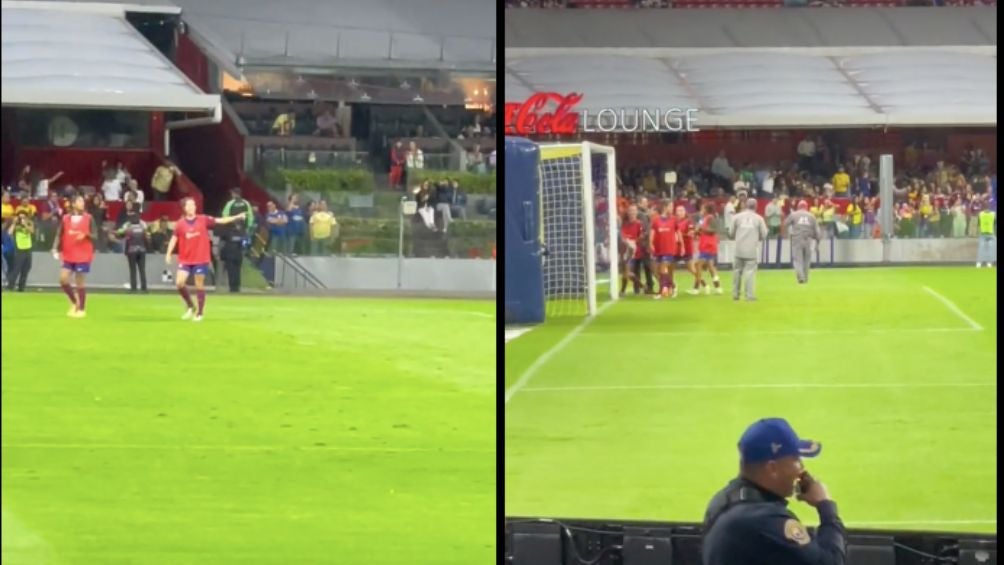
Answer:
[{"left": 783, "top": 519, "right": 810, "bottom": 546}]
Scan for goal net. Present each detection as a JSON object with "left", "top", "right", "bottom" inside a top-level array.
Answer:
[{"left": 538, "top": 142, "right": 618, "bottom": 317}]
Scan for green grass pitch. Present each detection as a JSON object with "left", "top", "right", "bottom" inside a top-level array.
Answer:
[
  {"left": 505, "top": 267, "right": 996, "bottom": 533},
  {"left": 2, "top": 293, "right": 495, "bottom": 564}
]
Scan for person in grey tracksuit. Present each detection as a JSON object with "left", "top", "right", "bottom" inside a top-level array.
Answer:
[
  {"left": 728, "top": 199, "right": 768, "bottom": 301},
  {"left": 785, "top": 200, "right": 822, "bottom": 284}
]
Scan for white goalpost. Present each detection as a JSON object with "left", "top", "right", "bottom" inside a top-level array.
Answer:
[{"left": 537, "top": 141, "right": 618, "bottom": 317}]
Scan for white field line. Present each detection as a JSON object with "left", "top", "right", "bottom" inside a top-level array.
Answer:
[
  {"left": 505, "top": 327, "right": 535, "bottom": 343},
  {"left": 0, "top": 443, "right": 493, "bottom": 454},
  {"left": 845, "top": 519, "right": 997, "bottom": 527},
  {"left": 505, "top": 301, "right": 615, "bottom": 406},
  {"left": 522, "top": 382, "right": 996, "bottom": 392},
  {"left": 922, "top": 286, "right": 984, "bottom": 331},
  {"left": 580, "top": 327, "right": 979, "bottom": 338}
]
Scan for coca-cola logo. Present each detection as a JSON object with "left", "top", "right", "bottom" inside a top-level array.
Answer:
[{"left": 504, "top": 92, "right": 583, "bottom": 136}]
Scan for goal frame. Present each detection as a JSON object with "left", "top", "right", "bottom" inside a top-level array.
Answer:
[{"left": 538, "top": 141, "right": 618, "bottom": 316}]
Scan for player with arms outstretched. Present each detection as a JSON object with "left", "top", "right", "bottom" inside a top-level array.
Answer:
[
  {"left": 694, "top": 202, "right": 723, "bottom": 295},
  {"left": 53, "top": 194, "right": 97, "bottom": 318},
  {"left": 165, "top": 197, "right": 247, "bottom": 321},
  {"left": 649, "top": 201, "right": 680, "bottom": 299}
]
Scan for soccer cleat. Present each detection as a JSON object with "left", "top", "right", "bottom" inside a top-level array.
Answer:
[
  {"left": 70, "top": 310, "right": 86, "bottom": 318},
  {"left": 976, "top": 263, "right": 982, "bottom": 268},
  {"left": 687, "top": 289, "right": 700, "bottom": 295},
  {"left": 193, "top": 315, "right": 203, "bottom": 322},
  {"left": 67, "top": 305, "right": 78, "bottom": 317},
  {"left": 182, "top": 308, "right": 194, "bottom": 320},
  {"left": 653, "top": 293, "right": 663, "bottom": 300},
  {"left": 714, "top": 288, "right": 723, "bottom": 295},
  {"left": 671, "top": 287, "right": 678, "bottom": 298},
  {"left": 704, "top": 285, "right": 711, "bottom": 295}
]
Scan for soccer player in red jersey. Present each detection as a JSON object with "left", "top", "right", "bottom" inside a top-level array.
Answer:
[
  {"left": 694, "top": 202, "right": 724, "bottom": 295},
  {"left": 619, "top": 204, "right": 644, "bottom": 296},
  {"left": 673, "top": 205, "right": 701, "bottom": 295},
  {"left": 165, "top": 197, "right": 247, "bottom": 322},
  {"left": 649, "top": 201, "right": 680, "bottom": 299},
  {"left": 53, "top": 194, "right": 97, "bottom": 318}
]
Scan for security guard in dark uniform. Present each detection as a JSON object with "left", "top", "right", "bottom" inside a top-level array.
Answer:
[
  {"left": 220, "top": 187, "right": 255, "bottom": 292},
  {"left": 702, "top": 418, "right": 846, "bottom": 565}
]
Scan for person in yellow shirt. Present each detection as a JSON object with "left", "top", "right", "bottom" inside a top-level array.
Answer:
[
  {"left": 845, "top": 196, "right": 864, "bottom": 238},
  {"left": 14, "top": 200, "right": 36, "bottom": 219},
  {"left": 308, "top": 200, "right": 337, "bottom": 256},
  {"left": 271, "top": 108, "right": 296, "bottom": 137},
  {"left": 918, "top": 195, "right": 933, "bottom": 237},
  {"left": 898, "top": 202, "right": 916, "bottom": 238},
  {"left": 1, "top": 192, "right": 13, "bottom": 223},
  {"left": 831, "top": 166, "right": 850, "bottom": 196}
]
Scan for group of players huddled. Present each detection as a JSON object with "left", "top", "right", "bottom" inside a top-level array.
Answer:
[
  {"left": 618, "top": 197, "right": 723, "bottom": 299},
  {"left": 51, "top": 194, "right": 246, "bottom": 320}
]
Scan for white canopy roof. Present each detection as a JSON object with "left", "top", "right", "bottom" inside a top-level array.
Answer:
[
  {"left": 1, "top": 2, "right": 220, "bottom": 114},
  {"left": 505, "top": 50, "right": 997, "bottom": 128}
]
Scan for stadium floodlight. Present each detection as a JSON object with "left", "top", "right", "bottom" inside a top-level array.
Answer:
[{"left": 537, "top": 141, "right": 618, "bottom": 317}]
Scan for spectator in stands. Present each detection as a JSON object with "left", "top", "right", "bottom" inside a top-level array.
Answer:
[
  {"left": 151, "top": 161, "right": 181, "bottom": 201},
  {"left": 265, "top": 201, "right": 288, "bottom": 255},
  {"left": 711, "top": 151, "right": 734, "bottom": 190},
  {"left": 314, "top": 106, "right": 339, "bottom": 137},
  {"left": 8, "top": 209, "right": 35, "bottom": 291},
  {"left": 0, "top": 225, "right": 11, "bottom": 290},
  {"left": 335, "top": 101, "right": 351, "bottom": 138},
  {"left": 14, "top": 198, "right": 36, "bottom": 222},
  {"left": 797, "top": 136, "right": 816, "bottom": 175},
  {"left": 764, "top": 197, "right": 782, "bottom": 238},
  {"left": 308, "top": 200, "right": 337, "bottom": 256},
  {"left": 863, "top": 201, "right": 877, "bottom": 239},
  {"left": 845, "top": 196, "right": 864, "bottom": 239},
  {"left": 1, "top": 192, "right": 13, "bottom": 224},
  {"left": 32, "top": 169, "right": 64, "bottom": 199},
  {"left": 389, "top": 140, "right": 406, "bottom": 190},
  {"left": 148, "top": 215, "right": 172, "bottom": 253},
  {"left": 125, "top": 179, "right": 144, "bottom": 208},
  {"left": 831, "top": 165, "right": 850, "bottom": 197},
  {"left": 286, "top": 195, "right": 307, "bottom": 255},
  {"left": 434, "top": 180, "right": 456, "bottom": 233},
  {"left": 468, "top": 144, "right": 486, "bottom": 174},
  {"left": 271, "top": 106, "right": 296, "bottom": 137},
  {"left": 17, "top": 165, "right": 32, "bottom": 197},
  {"left": 968, "top": 193, "right": 986, "bottom": 237},
  {"left": 103, "top": 170, "right": 123, "bottom": 202},
  {"left": 406, "top": 141, "right": 424, "bottom": 188},
  {"left": 449, "top": 179, "right": 468, "bottom": 220},
  {"left": 86, "top": 193, "right": 108, "bottom": 252}
]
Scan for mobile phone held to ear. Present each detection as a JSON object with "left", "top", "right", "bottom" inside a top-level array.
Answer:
[{"left": 795, "top": 471, "right": 815, "bottom": 497}]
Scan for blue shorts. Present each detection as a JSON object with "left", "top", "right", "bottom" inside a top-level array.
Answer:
[
  {"left": 698, "top": 252, "right": 716, "bottom": 261},
  {"left": 180, "top": 263, "right": 211, "bottom": 275},
  {"left": 62, "top": 262, "right": 91, "bottom": 274},
  {"left": 675, "top": 254, "right": 692, "bottom": 263},
  {"left": 655, "top": 255, "right": 675, "bottom": 264}
]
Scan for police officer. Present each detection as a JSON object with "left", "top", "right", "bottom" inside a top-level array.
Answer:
[
  {"left": 220, "top": 187, "right": 255, "bottom": 292},
  {"left": 785, "top": 200, "right": 822, "bottom": 284},
  {"left": 7, "top": 210, "right": 34, "bottom": 292},
  {"left": 702, "top": 418, "right": 846, "bottom": 565}
]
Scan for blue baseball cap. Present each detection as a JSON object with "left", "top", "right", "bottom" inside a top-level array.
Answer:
[{"left": 738, "top": 418, "right": 822, "bottom": 464}]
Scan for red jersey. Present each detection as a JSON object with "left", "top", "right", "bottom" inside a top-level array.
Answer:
[
  {"left": 59, "top": 213, "right": 96, "bottom": 263},
  {"left": 174, "top": 214, "right": 216, "bottom": 265},
  {"left": 650, "top": 215, "right": 678, "bottom": 256},
  {"left": 697, "top": 214, "right": 719, "bottom": 255},
  {"left": 676, "top": 217, "right": 695, "bottom": 256},
  {"left": 620, "top": 220, "right": 643, "bottom": 260}
]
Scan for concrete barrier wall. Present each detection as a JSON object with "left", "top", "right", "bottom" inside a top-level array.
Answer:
[
  {"left": 281, "top": 257, "right": 497, "bottom": 293},
  {"left": 715, "top": 238, "right": 984, "bottom": 265},
  {"left": 16, "top": 252, "right": 180, "bottom": 289}
]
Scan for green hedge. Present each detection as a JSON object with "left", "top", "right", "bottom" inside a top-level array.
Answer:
[
  {"left": 267, "top": 168, "right": 376, "bottom": 194},
  {"left": 409, "top": 170, "right": 496, "bottom": 194}
]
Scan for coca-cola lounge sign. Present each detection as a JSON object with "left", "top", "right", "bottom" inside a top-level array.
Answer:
[{"left": 505, "top": 92, "right": 699, "bottom": 135}]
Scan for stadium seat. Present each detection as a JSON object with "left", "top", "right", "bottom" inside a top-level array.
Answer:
[{"left": 845, "top": 536, "right": 895, "bottom": 565}]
